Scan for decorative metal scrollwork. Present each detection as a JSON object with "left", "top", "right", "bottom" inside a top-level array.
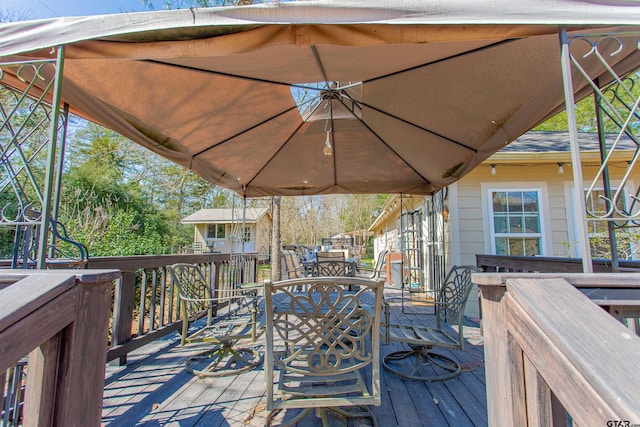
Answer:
[
  {"left": 569, "top": 32, "right": 640, "bottom": 223},
  {"left": 1, "top": 53, "right": 86, "bottom": 268}
]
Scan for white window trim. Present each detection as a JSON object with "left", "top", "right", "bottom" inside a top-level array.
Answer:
[
  {"left": 448, "top": 183, "right": 461, "bottom": 266},
  {"left": 565, "top": 179, "right": 635, "bottom": 258},
  {"left": 481, "top": 183, "right": 551, "bottom": 256}
]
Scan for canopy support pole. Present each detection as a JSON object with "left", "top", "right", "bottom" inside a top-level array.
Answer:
[
  {"left": 37, "top": 46, "right": 65, "bottom": 269},
  {"left": 559, "top": 27, "right": 593, "bottom": 273},
  {"left": 593, "top": 78, "right": 620, "bottom": 272},
  {"left": 48, "top": 102, "right": 70, "bottom": 259}
]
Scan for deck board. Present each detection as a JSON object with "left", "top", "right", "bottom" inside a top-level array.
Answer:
[{"left": 102, "top": 288, "right": 487, "bottom": 426}]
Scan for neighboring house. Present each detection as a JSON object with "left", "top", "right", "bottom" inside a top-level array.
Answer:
[
  {"left": 181, "top": 208, "right": 272, "bottom": 260},
  {"left": 369, "top": 131, "right": 640, "bottom": 318}
]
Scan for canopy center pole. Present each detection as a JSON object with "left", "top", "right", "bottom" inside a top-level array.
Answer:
[{"left": 559, "top": 27, "right": 593, "bottom": 273}]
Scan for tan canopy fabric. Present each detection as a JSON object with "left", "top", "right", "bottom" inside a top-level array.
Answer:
[{"left": 1, "top": 0, "right": 640, "bottom": 196}]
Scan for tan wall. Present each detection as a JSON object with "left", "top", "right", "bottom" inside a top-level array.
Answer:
[
  {"left": 370, "top": 160, "right": 639, "bottom": 320},
  {"left": 255, "top": 215, "right": 272, "bottom": 259},
  {"left": 453, "top": 160, "right": 639, "bottom": 319},
  {"left": 191, "top": 215, "right": 272, "bottom": 257},
  {"left": 194, "top": 224, "right": 207, "bottom": 246},
  {"left": 453, "top": 161, "right": 640, "bottom": 265},
  {"left": 371, "top": 195, "right": 423, "bottom": 255}
]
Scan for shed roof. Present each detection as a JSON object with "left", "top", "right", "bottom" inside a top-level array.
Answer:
[{"left": 181, "top": 208, "right": 269, "bottom": 224}]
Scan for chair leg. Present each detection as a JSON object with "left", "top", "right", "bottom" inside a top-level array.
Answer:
[
  {"left": 185, "top": 342, "right": 262, "bottom": 378},
  {"left": 266, "top": 408, "right": 313, "bottom": 427},
  {"left": 383, "top": 302, "right": 390, "bottom": 345},
  {"left": 329, "top": 406, "right": 377, "bottom": 426},
  {"left": 382, "top": 345, "right": 461, "bottom": 381}
]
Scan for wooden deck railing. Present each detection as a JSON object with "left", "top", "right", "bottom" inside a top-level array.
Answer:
[
  {"left": 0, "top": 270, "right": 119, "bottom": 426},
  {"left": 475, "top": 272, "right": 640, "bottom": 426},
  {"left": 476, "top": 254, "right": 640, "bottom": 273},
  {"left": 87, "top": 253, "right": 259, "bottom": 365}
]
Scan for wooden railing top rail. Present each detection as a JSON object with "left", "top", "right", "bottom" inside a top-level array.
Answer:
[
  {"left": 476, "top": 254, "right": 640, "bottom": 273},
  {"left": 0, "top": 273, "right": 74, "bottom": 372},
  {"left": 87, "top": 252, "right": 256, "bottom": 271},
  {"left": 473, "top": 272, "right": 640, "bottom": 288},
  {"left": 503, "top": 276, "right": 640, "bottom": 424}
]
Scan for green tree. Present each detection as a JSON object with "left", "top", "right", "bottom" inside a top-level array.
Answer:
[
  {"left": 55, "top": 118, "right": 238, "bottom": 256},
  {"left": 535, "top": 71, "right": 640, "bottom": 133},
  {"left": 59, "top": 123, "right": 173, "bottom": 255}
]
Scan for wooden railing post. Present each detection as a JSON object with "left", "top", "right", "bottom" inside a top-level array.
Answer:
[
  {"left": 212, "top": 259, "right": 221, "bottom": 316},
  {"left": 50, "top": 274, "right": 113, "bottom": 426},
  {"left": 474, "top": 274, "right": 526, "bottom": 426},
  {"left": 252, "top": 257, "right": 258, "bottom": 282},
  {"left": 523, "top": 360, "right": 567, "bottom": 426},
  {"left": 2, "top": 271, "right": 120, "bottom": 427},
  {"left": 24, "top": 321, "right": 65, "bottom": 427},
  {"left": 111, "top": 270, "right": 135, "bottom": 366},
  {"left": 477, "top": 272, "right": 640, "bottom": 425}
]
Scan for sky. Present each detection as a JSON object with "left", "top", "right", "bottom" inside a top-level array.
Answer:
[{"left": 2, "top": 0, "right": 150, "bottom": 20}]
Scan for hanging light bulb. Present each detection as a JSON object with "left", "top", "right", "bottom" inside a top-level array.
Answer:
[
  {"left": 490, "top": 164, "right": 497, "bottom": 176},
  {"left": 323, "top": 96, "right": 333, "bottom": 156},
  {"left": 323, "top": 130, "right": 333, "bottom": 156},
  {"left": 557, "top": 162, "right": 564, "bottom": 174}
]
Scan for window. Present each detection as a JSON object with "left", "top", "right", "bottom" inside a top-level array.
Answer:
[
  {"left": 207, "top": 224, "right": 225, "bottom": 239},
  {"left": 490, "top": 190, "right": 542, "bottom": 256}
]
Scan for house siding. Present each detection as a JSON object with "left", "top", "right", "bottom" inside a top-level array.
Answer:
[
  {"left": 370, "top": 136, "right": 640, "bottom": 321},
  {"left": 453, "top": 161, "right": 640, "bottom": 318}
]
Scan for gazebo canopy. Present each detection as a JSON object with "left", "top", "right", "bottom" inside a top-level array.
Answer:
[{"left": 1, "top": 0, "right": 639, "bottom": 196}]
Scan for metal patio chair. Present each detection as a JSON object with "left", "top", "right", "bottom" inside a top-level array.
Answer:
[
  {"left": 264, "top": 276, "right": 384, "bottom": 426},
  {"left": 382, "top": 265, "right": 480, "bottom": 381},
  {"left": 313, "top": 259, "right": 356, "bottom": 277},
  {"left": 281, "top": 249, "right": 308, "bottom": 279},
  {"left": 358, "top": 249, "right": 389, "bottom": 281},
  {"left": 168, "top": 263, "right": 262, "bottom": 378},
  {"left": 316, "top": 251, "right": 345, "bottom": 263}
]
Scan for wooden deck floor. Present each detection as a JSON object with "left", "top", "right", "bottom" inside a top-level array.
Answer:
[{"left": 102, "top": 290, "right": 487, "bottom": 427}]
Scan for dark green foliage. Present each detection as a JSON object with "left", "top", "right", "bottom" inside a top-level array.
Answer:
[
  {"left": 53, "top": 122, "right": 208, "bottom": 256},
  {"left": 535, "top": 72, "right": 640, "bottom": 133}
]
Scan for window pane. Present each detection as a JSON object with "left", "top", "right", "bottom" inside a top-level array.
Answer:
[
  {"left": 207, "top": 224, "right": 215, "bottom": 238},
  {"left": 509, "top": 215, "right": 523, "bottom": 233},
  {"left": 524, "top": 215, "right": 539, "bottom": 233},
  {"left": 523, "top": 238, "right": 540, "bottom": 256},
  {"left": 491, "top": 189, "right": 543, "bottom": 256},
  {"left": 522, "top": 191, "right": 539, "bottom": 212},
  {"left": 509, "top": 238, "right": 524, "bottom": 255},
  {"left": 495, "top": 237, "right": 508, "bottom": 255},
  {"left": 494, "top": 216, "right": 508, "bottom": 233},
  {"left": 216, "top": 224, "right": 226, "bottom": 238},
  {"left": 586, "top": 190, "right": 601, "bottom": 214},
  {"left": 492, "top": 192, "right": 507, "bottom": 212},
  {"left": 507, "top": 192, "right": 523, "bottom": 213}
]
